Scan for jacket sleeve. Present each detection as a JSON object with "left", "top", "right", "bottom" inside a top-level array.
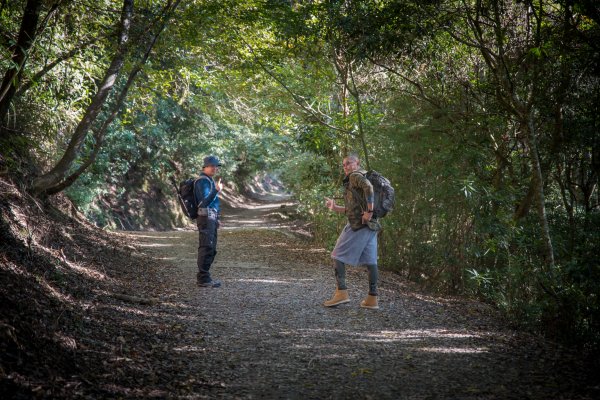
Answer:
[
  {"left": 349, "top": 173, "right": 374, "bottom": 204},
  {"left": 194, "top": 178, "right": 218, "bottom": 208}
]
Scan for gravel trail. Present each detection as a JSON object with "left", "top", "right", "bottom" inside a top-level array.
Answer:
[{"left": 126, "top": 201, "right": 591, "bottom": 399}]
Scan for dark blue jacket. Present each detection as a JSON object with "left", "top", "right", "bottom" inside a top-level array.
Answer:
[{"left": 194, "top": 173, "right": 220, "bottom": 213}]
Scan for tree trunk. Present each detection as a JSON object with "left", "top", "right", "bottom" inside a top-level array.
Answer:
[
  {"left": 0, "top": 0, "right": 43, "bottom": 128},
  {"left": 513, "top": 177, "right": 536, "bottom": 220},
  {"left": 44, "top": 0, "right": 181, "bottom": 194},
  {"left": 340, "top": 64, "right": 349, "bottom": 154},
  {"left": 333, "top": 49, "right": 370, "bottom": 170},
  {"left": 555, "top": 164, "right": 576, "bottom": 257},
  {"left": 524, "top": 115, "right": 556, "bottom": 269},
  {"left": 31, "top": 0, "right": 134, "bottom": 195},
  {"left": 348, "top": 63, "right": 370, "bottom": 171}
]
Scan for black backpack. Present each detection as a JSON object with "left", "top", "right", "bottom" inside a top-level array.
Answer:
[
  {"left": 170, "top": 176, "right": 199, "bottom": 219},
  {"left": 367, "top": 170, "right": 395, "bottom": 218},
  {"left": 350, "top": 170, "right": 395, "bottom": 218}
]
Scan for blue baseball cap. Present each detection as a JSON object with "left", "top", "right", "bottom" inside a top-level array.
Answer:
[{"left": 202, "top": 155, "right": 222, "bottom": 167}]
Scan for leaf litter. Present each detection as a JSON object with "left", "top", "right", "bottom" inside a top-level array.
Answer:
[{"left": 1, "top": 181, "right": 597, "bottom": 398}]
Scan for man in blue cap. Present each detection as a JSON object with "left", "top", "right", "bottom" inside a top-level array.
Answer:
[{"left": 195, "top": 155, "right": 224, "bottom": 287}]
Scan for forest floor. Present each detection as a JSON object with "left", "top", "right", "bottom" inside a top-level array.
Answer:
[
  {"left": 1, "top": 179, "right": 598, "bottom": 399},
  {"left": 121, "top": 199, "right": 596, "bottom": 400}
]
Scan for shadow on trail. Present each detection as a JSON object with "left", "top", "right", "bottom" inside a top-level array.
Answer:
[{"left": 125, "top": 196, "right": 592, "bottom": 400}]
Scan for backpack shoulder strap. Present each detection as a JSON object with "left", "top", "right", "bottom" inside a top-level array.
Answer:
[
  {"left": 191, "top": 178, "right": 200, "bottom": 206},
  {"left": 347, "top": 171, "right": 365, "bottom": 188},
  {"left": 349, "top": 170, "right": 365, "bottom": 179},
  {"left": 197, "top": 175, "right": 214, "bottom": 190},
  {"left": 346, "top": 172, "right": 367, "bottom": 212},
  {"left": 194, "top": 176, "right": 215, "bottom": 206}
]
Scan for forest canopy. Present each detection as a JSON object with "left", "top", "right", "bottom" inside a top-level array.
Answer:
[{"left": 1, "top": 0, "right": 599, "bottom": 354}]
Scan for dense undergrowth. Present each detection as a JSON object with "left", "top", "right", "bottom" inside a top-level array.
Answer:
[{"left": 279, "top": 150, "right": 600, "bottom": 369}]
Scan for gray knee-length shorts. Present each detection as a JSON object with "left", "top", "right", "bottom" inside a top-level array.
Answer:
[{"left": 331, "top": 223, "right": 378, "bottom": 266}]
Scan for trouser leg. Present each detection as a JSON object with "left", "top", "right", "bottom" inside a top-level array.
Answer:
[
  {"left": 334, "top": 259, "right": 347, "bottom": 290},
  {"left": 366, "top": 264, "right": 378, "bottom": 296},
  {"left": 197, "top": 216, "right": 218, "bottom": 284},
  {"left": 197, "top": 246, "right": 217, "bottom": 283}
]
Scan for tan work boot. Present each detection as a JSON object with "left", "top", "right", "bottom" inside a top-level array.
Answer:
[
  {"left": 323, "top": 289, "right": 350, "bottom": 307},
  {"left": 360, "top": 294, "right": 379, "bottom": 309}
]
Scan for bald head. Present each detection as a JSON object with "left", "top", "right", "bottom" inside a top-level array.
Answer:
[{"left": 342, "top": 153, "right": 361, "bottom": 175}]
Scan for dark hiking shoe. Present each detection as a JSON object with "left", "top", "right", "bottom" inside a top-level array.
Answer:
[{"left": 198, "top": 280, "right": 222, "bottom": 288}]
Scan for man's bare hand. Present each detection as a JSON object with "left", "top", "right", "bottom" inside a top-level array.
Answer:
[
  {"left": 216, "top": 178, "right": 224, "bottom": 192},
  {"left": 361, "top": 211, "right": 373, "bottom": 224},
  {"left": 325, "top": 197, "right": 335, "bottom": 210}
]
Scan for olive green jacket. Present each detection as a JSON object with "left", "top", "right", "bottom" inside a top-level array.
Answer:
[{"left": 343, "top": 169, "right": 374, "bottom": 231}]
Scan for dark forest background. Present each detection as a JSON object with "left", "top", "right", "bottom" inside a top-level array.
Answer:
[{"left": 1, "top": 0, "right": 599, "bottom": 356}]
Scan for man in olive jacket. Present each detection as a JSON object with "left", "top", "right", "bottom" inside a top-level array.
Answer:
[{"left": 324, "top": 153, "right": 379, "bottom": 309}]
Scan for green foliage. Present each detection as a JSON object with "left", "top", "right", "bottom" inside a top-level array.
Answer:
[{"left": 2, "top": 0, "right": 599, "bottom": 354}]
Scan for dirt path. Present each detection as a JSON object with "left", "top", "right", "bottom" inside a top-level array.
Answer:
[{"left": 124, "top": 201, "right": 591, "bottom": 399}]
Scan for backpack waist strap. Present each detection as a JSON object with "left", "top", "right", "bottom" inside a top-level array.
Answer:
[{"left": 197, "top": 207, "right": 218, "bottom": 217}]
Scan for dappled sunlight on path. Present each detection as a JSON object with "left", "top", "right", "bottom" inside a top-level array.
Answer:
[{"left": 125, "top": 202, "right": 589, "bottom": 399}]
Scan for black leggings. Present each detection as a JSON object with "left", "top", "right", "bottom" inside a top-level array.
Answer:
[{"left": 334, "top": 259, "right": 378, "bottom": 295}]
